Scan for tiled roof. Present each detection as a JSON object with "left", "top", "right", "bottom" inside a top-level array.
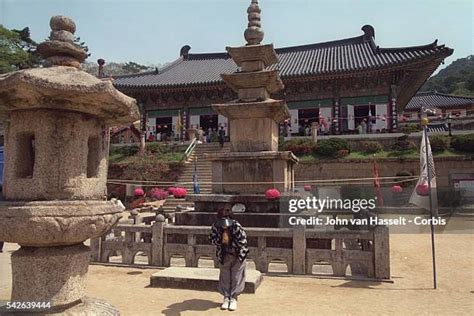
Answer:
[
  {"left": 113, "top": 25, "right": 452, "bottom": 89},
  {"left": 405, "top": 91, "right": 474, "bottom": 111},
  {"left": 427, "top": 123, "right": 448, "bottom": 133}
]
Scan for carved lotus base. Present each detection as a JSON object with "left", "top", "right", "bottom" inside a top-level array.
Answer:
[{"left": 0, "top": 200, "right": 123, "bottom": 247}]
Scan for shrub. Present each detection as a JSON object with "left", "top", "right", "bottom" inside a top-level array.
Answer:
[
  {"left": 316, "top": 138, "right": 351, "bottom": 158},
  {"left": 391, "top": 135, "right": 417, "bottom": 151},
  {"left": 120, "top": 153, "right": 172, "bottom": 181},
  {"left": 451, "top": 134, "right": 474, "bottom": 152},
  {"left": 172, "top": 187, "right": 188, "bottom": 199},
  {"left": 429, "top": 135, "right": 448, "bottom": 152},
  {"left": 401, "top": 123, "right": 421, "bottom": 135},
  {"left": 149, "top": 187, "right": 169, "bottom": 200},
  {"left": 335, "top": 149, "right": 350, "bottom": 158},
  {"left": 265, "top": 188, "right": 281, "bottom": 200},
  {"left": 395, "top": 170, "right": 413, "bottom": 188},
  {"left": 360, "top": 141, "right": 383, "bottom": 154},
  {"left": 280, "top": 139, "right": 316, "bottom": 156},
  {"left": 118, "top": 145, "right": 140, "bottom": 156}
]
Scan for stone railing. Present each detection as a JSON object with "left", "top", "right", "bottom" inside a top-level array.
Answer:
[{"left": 91, "top": 218, "right": 390, "bottom": 279}]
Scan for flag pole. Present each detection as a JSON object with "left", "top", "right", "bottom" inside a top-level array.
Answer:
[{"left": 421, "top": 118, "right": 437, "bottom": 289}]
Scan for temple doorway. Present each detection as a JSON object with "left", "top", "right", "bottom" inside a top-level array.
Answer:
[{"left": 200, "top": 114, "right": 218, "bottom": 131}]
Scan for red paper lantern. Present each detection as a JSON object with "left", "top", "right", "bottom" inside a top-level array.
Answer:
[
  {"left": 391, "top": 185, "right": 403, "bottom": 193},
  {"left": 304, "top": 185, "right": 312, "bottom": 192},
  {"left": 134, "top": 188, "right": 145, "bottom": 197},
  {"left": 173, "top": 187, "right": 188, "bottom": 199},
  {"left": 416, "top": 183, "right": 430, "bottom": 196},
  {"left": 265, "top": 188, "right": 281, "bottom": 200},
  {"left": 168, "top": 187, "right": 176, "bottom": 194}
]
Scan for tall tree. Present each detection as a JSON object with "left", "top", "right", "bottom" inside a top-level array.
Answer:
[{"left": 0, "top": 26, "right": 40, "bottom": 73}]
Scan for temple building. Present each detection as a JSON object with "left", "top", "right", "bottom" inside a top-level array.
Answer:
[{"left": 113, "top": 25, "right": 453, "bottom": 139}]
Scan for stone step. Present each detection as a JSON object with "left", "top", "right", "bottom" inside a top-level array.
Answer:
[{"left": 150, "top": 267, "right": 262, "bottom": 293}]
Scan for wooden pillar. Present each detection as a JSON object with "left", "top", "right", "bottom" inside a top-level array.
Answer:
[
  {"left": 390, "top": 85, "right": 399, "bottom": 132},
  {"left": 333, "top": 96, "right": 341, "bottom": 134}
]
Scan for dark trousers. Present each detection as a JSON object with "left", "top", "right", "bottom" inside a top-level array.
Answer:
[{"left": 0, "top": 241, "right": 4, "bottom": 251}]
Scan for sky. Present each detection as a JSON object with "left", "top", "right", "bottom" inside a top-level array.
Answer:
[{"left": 1, "top": 0, "right": 472, "bottom": 72}]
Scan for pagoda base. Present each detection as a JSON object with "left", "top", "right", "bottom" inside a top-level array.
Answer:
[
  {"left": 188, "top": 193, "right": 284, "bottom": 213},
  {"left": 206, "top": 151, "right": 298, "bottom": 194},
  {"left": 184, "top": 193, "right": 301, "bottom": 227}
]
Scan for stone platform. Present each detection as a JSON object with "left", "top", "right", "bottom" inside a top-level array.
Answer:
[{"left": 150, "top": 267, "right": 263, "bottom": 293}]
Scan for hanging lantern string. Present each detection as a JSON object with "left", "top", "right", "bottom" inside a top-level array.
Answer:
[
  {"left": 286, "top": 113, "right": 407, "bottom": 122},
  {"left": 107, "top": 175, "right": 418, "bottom": 187}
]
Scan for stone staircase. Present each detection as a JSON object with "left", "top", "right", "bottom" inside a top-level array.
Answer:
[{"left": 161, "top": 142, "right": 230, "bottom": 213}]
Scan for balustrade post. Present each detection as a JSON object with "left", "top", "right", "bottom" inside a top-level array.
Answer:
[
  {"left": 374, "top": 226, "right": 390, "bottom": 279},
  {"left": 292, "top": 225, "right": 306, "bottom": 274},
  {"left": 186, "top": 234, "right": 196, "bottom": 267},
  {"left": 151, "top": 215, "right": 165, "bottom": 266}
]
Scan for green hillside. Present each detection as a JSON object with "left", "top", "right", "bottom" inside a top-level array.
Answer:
[{"left": 421, "top": 55, "right": 474, "bottom": 96}]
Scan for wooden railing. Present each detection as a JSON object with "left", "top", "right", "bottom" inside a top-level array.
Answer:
[{"left": 91, "top": 218, "right": 390, "bottom": 279}]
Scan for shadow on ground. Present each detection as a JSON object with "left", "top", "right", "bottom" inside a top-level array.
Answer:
[
  {"left": 333, "top": 280, "right": 434, "bottom": 291},
  {"left": 126, "top": 271, "right": 143, "bottom": 275},
  {"left": 161, "top": 299, "right": 220, "bottom": 316}
]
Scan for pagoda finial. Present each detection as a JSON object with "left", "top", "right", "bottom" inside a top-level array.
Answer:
[
  {"left": 37, "top": 15, "right": 88, "bottom": 68},
  {"left": 244, "top": 0, "right": 264, "bottom": 45}
]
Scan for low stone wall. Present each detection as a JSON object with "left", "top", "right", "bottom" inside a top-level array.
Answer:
[
  {"left": 295, "top": 156, "right": 474, "bottom": 187},
  {"left": 91, "top": 219, "right": 390, "bottom": 280}
]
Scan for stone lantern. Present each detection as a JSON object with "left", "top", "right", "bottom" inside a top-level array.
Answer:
[{"left": 0, "top": 16, "right": 139, "bottom": 314}]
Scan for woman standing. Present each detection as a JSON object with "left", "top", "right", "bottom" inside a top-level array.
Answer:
[{"left": 209, "top": 208, "right": 249, "bottom": 311}]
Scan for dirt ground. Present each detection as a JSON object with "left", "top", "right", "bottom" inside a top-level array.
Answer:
[{"left": 1, "top": 232, "right": 473, "bottom": 315}]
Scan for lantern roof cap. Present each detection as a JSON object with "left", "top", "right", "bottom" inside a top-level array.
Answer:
[{"left": 0, "top": 66, "right": 139, "bottom": 125}]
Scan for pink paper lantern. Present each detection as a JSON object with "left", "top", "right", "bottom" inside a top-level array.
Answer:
[
  {"left": 173, "top": 187, "right": 188, "bottom": 199},
  {"left": 416, "top": 183, "right": 430, "bottom": 196},
  {"left": 134, "top": 188, "right": 145, "bottom": 197},
  {"left": 304, "top": 185, "right": 312, "bottom": 192},
  {"left": 391, "top": 185, "right": 403, "bottom": 193},
  {"left": 265, "top": 188, "right": 281, "bottom": 200}
]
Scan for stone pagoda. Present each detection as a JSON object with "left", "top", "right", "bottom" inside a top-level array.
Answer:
[
  {"left": 0, "top": 16, "right": 138, "bottom": 314},
  {"left": 186, "top": 0, "right": 298, "bottom": 220}
]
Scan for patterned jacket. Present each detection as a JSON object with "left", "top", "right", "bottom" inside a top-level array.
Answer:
[{"left": 209, "top": 219, "right": 249, "bottom": 264}]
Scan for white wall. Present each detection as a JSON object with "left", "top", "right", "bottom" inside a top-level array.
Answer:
[
  {"left": 289, "top": 109, "right": 298, "bottom": 134},
  {"left": 375, "top": 104, "right": 388, "bottom": 130},
  {"left": 218, "top": 114, "right": 228, "bottom": 134},
  {"left": 190, "top": 115, "right": 200, "bottom": 129},
  {"left": 320, "top": 107, "right": 333, "bottom": 128},
  {"left": 146, "top": 117, "right": 155, "bottom": 137}
]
